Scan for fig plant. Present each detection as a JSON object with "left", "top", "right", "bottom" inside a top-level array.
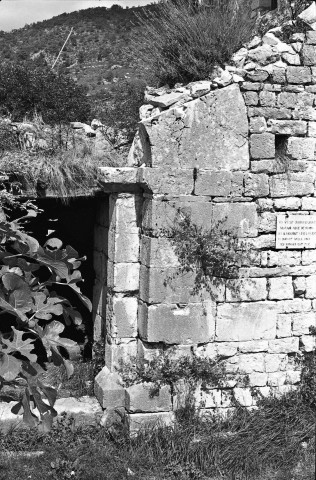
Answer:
[{"left": 0, "top": 209, "right": 91, "bottom": 431}]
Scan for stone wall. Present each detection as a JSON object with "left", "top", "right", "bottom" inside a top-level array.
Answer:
[{"left": 95, "top": 8, "right": 316, "bottom": 430}]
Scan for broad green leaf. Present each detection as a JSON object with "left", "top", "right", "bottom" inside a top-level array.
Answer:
[
  {"left": 44, "top": 238, "right": 63, "bottom": 250},
  {"left": 38, "top": 381, "right": 57, "bottom": 407},
  {"left": 63, "top": 305, "right": 82, "bottom": 326},
  {"left": 32, "top": 292, "right": 63, "bottom": 320},
  {"left": 2, "top": 272, "right": 29, "bottom": 291},
  {"left": 1, "top": 327, "right": 37, "bottom": 363},
  {"left": 0, "top": 293, "right": 29, "bottom": 321},
  {"left": 30, "top": 385, "right": 57, "bottom": 432},
  {"left": 0, "top": 353, "right": 22, "bottom": 381},
  {"left": 21, "top": 389, "right": 38, "bottom": 428},
  {"left": 51, "top": 346, "right": 74, "bottom": 378}
]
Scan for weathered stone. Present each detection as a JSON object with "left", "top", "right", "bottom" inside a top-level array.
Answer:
[
  {"left": 127, "top": 383, "right": 172, "bottom": 413},
  {"left": 267, "top": 120, "right": 307, "bottom": 135},
  {"left": 233, "top": 388, "right": 253, "bottom": 407},
  {"left": 139, "top": 301, "right": 216, "bottom": 344},
  {"left": 54, "top": 397, "right": 103, "bottom": 426},
  {"left": 249, "top": 107, "right": 292, "bottom": 119},
  {"left": 264, "top": 84, "right": 282, "bottom": 92},
  {"left": 268, "top": 337, "right": 299, "bottom": 354},
  {"left": 140, "top": 236, "right": 179, "bottom": 267},
  {"left": 277, "top": 299, "right": 312, "bottom": 313},
  {"left": 298, "top": 2, "right": 316, "bottom": 29},
  {"left": 268, "top": 277, "right": 294, "bottom": 300},
  {"left": 269, "top": 173, "right": 314, "bottom": 197},
  {"left": 265, "top": 354, "right": 288, "bottom": 373},
  {"left": 238, "top": 340, "right": 269, "bottom": 353},
  {"left": 108, "top": 232, "right": 139, "bottom": 263},
  {"left": 258, "top": 212, "right": 276, "bottom": 232},
  {"left": 259, "top": 91, "right": 276, "bottom": 107},
  {"left": 112, "top": 263, "right": 140, "bottom": 292},
  {"left": 129, "top": 412, "right": 175, "bottom": 432},
  {"left": 293, "top": 276, "right": 306, "bottom": 296},
  {"left": 247, "top": 70, "right": 269, "bottom": 82},
  {"left": 286, "top": 370, "right": 301, "bottom": 384},
  {"left": 297, "top": 92, "right": 315, "bottom": 106},
  {"left": 112, "top": 295, "right": 138, "bottom": 337},
  {"left": 267, "top": 372, "right": 286, "bottom": 386},
  {"left": 308, "top": 121, "right": 316, "bottom": 137},
  {"left": 225, "top": 278, "right": 267, "bottom": 302},
  {"left": 238, "top": 353, "right": 265, "bottom": 373},
  {"left": 146, "top": 91, "right": 189, "bottom": 108},
  {"left": 286, "top": 66, "right": 312, "bottom": 84},
  {"left": 284, "top": 84, "right": 305, "bottom": 93},
  {"left": 302, "top": 249, "right": 316, "bottom": 264},
  {"left": 94, "top": 367, "right": 128, "bottom": 409},
  {"left": 249, "top": 117, "right": 267, "bottom": 133},
  {"left": 300, "top": 334, "right": 316, "bottom": 352},
  {"left": 200, "top": 389, "right": 222, "bottom": 408},
  {"left": 302, "top": 44, "right": 316, "bottom": 66},
  {"left": 306, "top": 274, "right": 316, "bottom": 298},
  {"left": 306, "top": 31, "right": 316, "bottom": 44},
  {"left": 241, "top": 82, "right": 262, "bottom": 91},
  {"left": 277, "top": 313, "right": 292, "bottom": 338},
  {"left": 278, "top": 91, "right": 298, "bottom": 108},
  {"left": 195, "top": 171, "right": 232, "bottom": 196},
  {"left": 274, "top": 197, "right": 301, "bottom": 210},
  {"left": 216, "top": 302, "right": 277, "bottom": 342},
  {"left": 231, "top": 171, "right": 245, "bottom": 196},
  {"left": 244, "top": 173, "right": 269, "bottom": 196},
  {"left": 292, "top": 106, "right": 316, "bottom": 121},
  {"left": 302, "top": 197, "right": 316, "bottom": 210},
  {"left": 261, "top": 250, "right": 301, "bottom": 267},
  {"left": 138, "top": 167, "right": 193, "bottom": 195},
  {"left": 248, "top": 372, "right": 268, "bottom": 386},
  {"left": 190, "top": 81, "right": 211, "bottom": 98},
  {"left": 251, "top": 160, "right": 307, "bottom": 174},
  {"left": 212, "top": 203, "right": 258, "bottom": 237},
  {"left": 292, "top": 311, "right": 316, "bottom": 335},
  {"left": 243, "top": 91, "right": 259, "bottom": 106},
  {"left": 248, "top": 44, "right": 279, "bottom": 66}
]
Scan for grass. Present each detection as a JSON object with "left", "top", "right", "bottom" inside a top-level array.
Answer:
[
  {"left": 131, "top": 0, "right": 255, "bottom": 87},
  {"left": 0, "top": 388, "right": 314, "bottom": 480},
  {"left": 0, "top": 120, "right": 125, "bottom": 199}
]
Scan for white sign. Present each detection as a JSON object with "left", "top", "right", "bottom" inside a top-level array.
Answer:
[{"left": 276, "top": 214, "right": 316, "bottom": 249}]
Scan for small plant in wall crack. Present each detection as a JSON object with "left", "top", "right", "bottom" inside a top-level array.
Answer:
[{"left": 166, "top": 211, "right": 247, "bottom": 295}]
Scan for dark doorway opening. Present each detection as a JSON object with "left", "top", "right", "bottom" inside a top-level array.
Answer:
[{"left": 27, "top": 196, "right": 106, "bottom": 358}]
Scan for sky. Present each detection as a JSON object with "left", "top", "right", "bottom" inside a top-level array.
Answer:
[{"left": 0, "top": 0, "right": 154, "bottom": 32}]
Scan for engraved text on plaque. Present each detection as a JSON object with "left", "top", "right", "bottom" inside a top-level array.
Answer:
[{"left": 276, "top": 214, "right": 316, "bottom": 249}]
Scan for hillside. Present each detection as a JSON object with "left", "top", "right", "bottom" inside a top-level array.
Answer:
[{"left": 0, "top": 5, "right": 153, "bottom": 99}]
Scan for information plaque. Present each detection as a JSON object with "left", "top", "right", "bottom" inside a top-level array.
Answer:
[{"left": 276, "top": 214, "right": 316, "bottom": 249}]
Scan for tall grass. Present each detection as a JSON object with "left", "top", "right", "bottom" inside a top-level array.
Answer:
[{"left": 131, "top": 0, "right": 255, "bottom": 87}]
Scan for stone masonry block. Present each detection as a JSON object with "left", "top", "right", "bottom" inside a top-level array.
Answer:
[
  {"left": 249, "top": 117, "right": 267, "bottom": 133},
  {"left": 94, "top": 367, "right": 128, "bottom": 409},
  {"left": 138, "top": 301, "right": 216, "bottom": 344},
  {"left": 250, "top": 133, "right": 275, "bottom": 159},
  {"left": 300, "top": 334, "right": 316, "bottom": 352},
  {"left": 138, "top": 167, "right": 193, "bottom": 195},
  {"left": 286, "top": 137, "right": 316, "bottom": 160},
  {"left": 292, "top": 312, "right": 316, "bottom": 335},
  {"left": 259, "top": 91, "right": 276, "bottom": 106},
  {"left": 194, "top": 171, "right": 232, "bottom": 196},
  {"left": 277, "top": 314, "right": 292, "bottom": 338},
  {"left": 238, "top": 340, "right": 269, "bottom": 353},
  {"left": 142, "top": 195, "right": 213, "bottom": 236},
  {"left": 302, "top": 44, "right": 316, "bottom": 66},
  {"left": 269, "top": 173, "right": 314, "bottom": 197},
  {"left": 231, "top": 172, "right": 245, "bottom": 196},
  {"left": 113, "top": 295, "right": 138, "bottom": 338},
  {"left": 113, "top": 263, "right": 140, "bottom": 292},
  {"left": 301, "top": 197, "right": 316, "bottom": 210},
  {"left": 243, "top": 91, "right": 259, "bottom": 106},
  {"left": 306, "top": 275, "right": 316, "bottom": 298},
  {"left": 278, "top": 92, "right": 297, "bottom": 108},
  {"left": 238, "top": 353, "right": 265, "bottom": 374},
  {"left": 248, "top": 373, "right": 268, "bottom": 386},
  {"left": 212, "top": 203, "right": 258, "bottom": 238},
  {"left": 104, "top": 341, "right": 138, "bottom": 371},
  {"left": 274, "top": 197, "right": 301, "bottom": 210},
  {"left": 129, "top": 412, "right": 175, "bottom": 433},
  {"left": 293, "top": 276, "right": 306, "bottom": 296},
  {"left": 267, "top": 120, "right": 307, "bottom": 135},
  {"left": 216, "top": 302, "right": 277, "bottom": 342},
  {"left": 225, "top": 278, "right": 267, "bottom": 302},
  {"left": 244, "top": 173, "right": 269, "bottom": 197},
  {"left": 140, "top": 236, "right": 179, "bottom": 268},
  {"left": 265, "top": 354, "right": 288, "bottom": 373},
  {"left": 268, "top": 277, "right": 294, "bottom": 300},
  {"left": 200, "top": 389, "right": 222, "bottom": 408},
  {"left": 267, "top": 372, "right": 286, "bottom": 387},
  {"left": 127, "top": 383, "right": 172, "bottom": 413},
  {"left": 258, "top": 212, "right": 276, "bottom": 232},
  {"left": 108, "top": 233, "right": 139, "bottom": 263},
  {"left": 268, "top": 337, "right": 299, "bottom": 354},
  {"left": 286, "top": 66, "right": 312, "bottom": 84},
  {"left": 114, "top": 194, "right": 141, "bottom": 234},
  {"left": 233, "top": 388, "right": 253, "bottom": 407},
  {"left": 139, "top": 265, "right": 215, "bottom": 304}
]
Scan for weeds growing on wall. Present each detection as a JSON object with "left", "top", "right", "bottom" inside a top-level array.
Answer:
[
  {"left": 131, "top": 0, "right": 255, "bottom": 86},
  {"left": 167, "top": 211, "right": 247, "bottom": 295}
]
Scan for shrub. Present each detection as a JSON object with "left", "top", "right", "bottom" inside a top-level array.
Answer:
[
  {"left": 131, "top": 0, "right": 255, "bottom": 86},
  {"left": 0, "top": 62, "right": 91, "bottom": 124},
  {"left": 0, "top": 208, "right": 91, "bottom": 430}
]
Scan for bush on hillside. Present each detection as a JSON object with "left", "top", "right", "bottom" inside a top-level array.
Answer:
[
  {"left": 131, "top": 0, "right": 255, "bottom": 86},
  {"left": 0, "top": 62, "right": 91, "bottom": 124}
]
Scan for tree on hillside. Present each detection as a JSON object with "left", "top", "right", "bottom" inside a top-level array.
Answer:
[{"left": 0, "top": 63, "right": 91, "bottom": 124}]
